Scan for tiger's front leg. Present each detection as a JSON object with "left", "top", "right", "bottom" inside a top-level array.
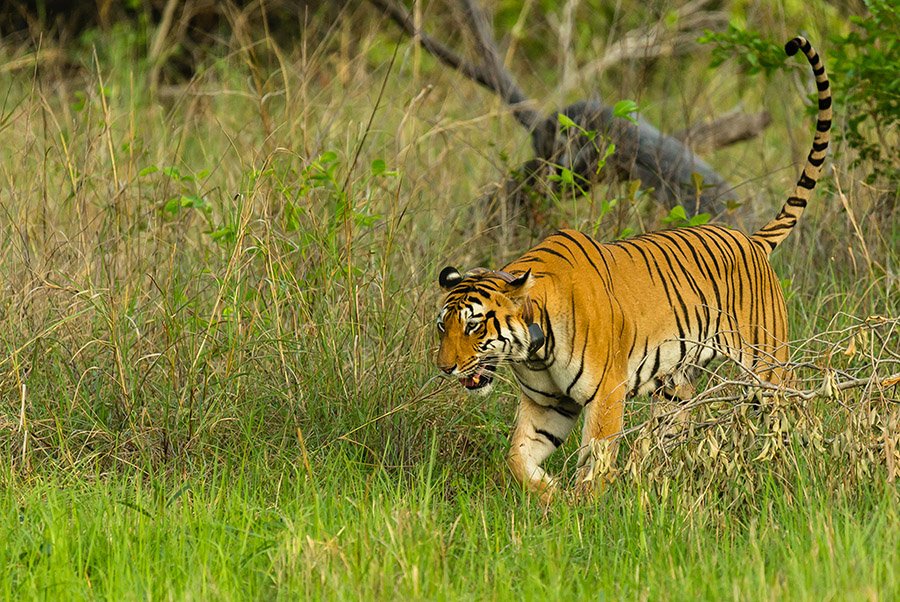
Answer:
[
  {"left": 507, "top": 392, "right": 581, "bottom": 503},
  {"left": 575, "top": 382, "right": 627, "bottom": 498}
]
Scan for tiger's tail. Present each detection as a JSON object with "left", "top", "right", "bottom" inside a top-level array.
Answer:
[{"left": 752, "top": 36, "right": 832, "bottom": 254}]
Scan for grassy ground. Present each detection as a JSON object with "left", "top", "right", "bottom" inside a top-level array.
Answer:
[
  {"left": 3, "top": 458, "right": 898, "bottom": 600},
  {"left": 1, "top": 1, "right": 897, "bottom": 599}
]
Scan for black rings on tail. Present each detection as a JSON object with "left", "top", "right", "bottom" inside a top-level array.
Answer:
[{"left": 752, "top": 36, "right": 832, "bottom": 253}]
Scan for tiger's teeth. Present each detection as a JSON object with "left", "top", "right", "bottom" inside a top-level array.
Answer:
[{"left": 472, "top": 373, "right": 481, "bottom": 385}]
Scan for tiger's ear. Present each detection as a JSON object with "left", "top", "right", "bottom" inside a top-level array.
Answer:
[
  {"left": 439, "top": 266, "right": 463, "bottom": 290},
  {"left": 504, "top": 269, "right": 533, "bottom": 298}
]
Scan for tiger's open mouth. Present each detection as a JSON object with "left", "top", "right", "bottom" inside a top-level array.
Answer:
[{"left": 459, "top": 364, "right": 497, "bottom": 391}]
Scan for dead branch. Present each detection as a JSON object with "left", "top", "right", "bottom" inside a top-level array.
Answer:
[
  {"left": 367, "top": 0, "right": 756, "bottom": 216},
  {"left": 674, "top": 108, "right": 773, "bottom": 153},
  {"left": 585, "top": 0, "right": 726, "bottom": 75},
  {"left": 454, "top": 0, "right": 541, "bottom": 129},
  {"left": 366, "top": 0, "right": 540, "bottom": 129},
  {"left": 623, "top": 315, "right": 900, "bottom": 439}
]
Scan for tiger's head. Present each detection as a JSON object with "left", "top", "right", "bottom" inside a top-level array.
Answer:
[{"left": 435, "top": 266, "right": 541, "bottom": 394}]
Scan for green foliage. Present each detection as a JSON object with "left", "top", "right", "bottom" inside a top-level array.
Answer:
[
  {"left": 612, "top": 99, "right": 640, "bottom": 124},
  {"left": 551, "top": 109, "right": 621, "bottom": 197},
  {"left": 827, "top": 0, "right": 899, "bottom": 186},
  {"left": 700, "top": 2, "right": 900, "bottom": 189},
  {"left": 662, "top": 204, "right": 711, "bottom": 228},
  {"left": 699, "top": 25, "right": 788, "bottom": 75}
]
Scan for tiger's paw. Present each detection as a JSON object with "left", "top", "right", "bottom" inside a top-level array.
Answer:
[
  {"left": 571, "top": 466, "right": 600, "bottom": 502},
  {"left": 571, "top": 439, "right": 619, "bottom": 502}
]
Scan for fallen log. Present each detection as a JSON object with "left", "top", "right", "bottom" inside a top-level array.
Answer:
[{"left": 367, "top": 0, "right": 770, "bottom": 217}]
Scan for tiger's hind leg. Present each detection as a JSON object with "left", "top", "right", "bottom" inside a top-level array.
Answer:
[
  {"left": 651, "top": 380, "right": 695, "bottom": 442},
  {"left": 507, "top": 393, "right": 582, "bottom": 503},
  {"left": 747, "top": 320, "right": 794, "bottom": 392}
]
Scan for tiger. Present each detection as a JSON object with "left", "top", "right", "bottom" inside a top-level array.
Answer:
[{"left": 434, "top": 36, "right": 831, "bottom": 502}]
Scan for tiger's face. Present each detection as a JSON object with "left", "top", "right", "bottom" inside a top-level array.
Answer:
[{"left": 435, "top": 267, "right": 534, "bottom": 395}]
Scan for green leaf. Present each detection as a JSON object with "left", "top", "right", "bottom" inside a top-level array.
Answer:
[
  {"left": 180, "top": 195, "right": 208, "bottom": 211},
  {"left": 138, "top": 165, "right": 158, "bottom": 177},
  {"left": 209, "top": 225, "right": 237, "bottom": 244},
  {"left": 284, "top": 202, "right": 303, "bottom": 232},
  {"left": 596, "top": 143, "right": 616, "bottom": 175},
  {"left": 163, "top": 197, "right": 181, "bottom": 215},
  {"left": 370, "top": 159, "right": 386, "bottom": 176},
  {"left": 688, "top": 213, "right": 711, "bottom": 227},
  {"left": 690, "top": 172, "right": 705, "bottom": 192},
  {"left": 163, "top": 194, "right": 209, "bottom": 215},
  {"left": 71, "top": 91, "right": 86, "bottom": 112},
  {"left": 557, "top": 113, "right": 577, "bottom": 129},
  {"left": 663, "top": 205, "right": 687, "bottom": 224},
  {"left": 613, "top": 100, "right": 639, "bottom": 124},
  {"left": 318, "top": 151, "right": 338, "bottom": 164}
]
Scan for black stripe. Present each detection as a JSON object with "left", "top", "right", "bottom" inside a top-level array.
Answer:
[
  {"left": 533, "top": 247, "right": 576, "bottom": 266},
  {"left": 702, "top": 229, "right": 739, "bottom": 324},
  {"left": 629, "top": 338, "right": 650, "bottom": 394},
  {"left": 675, "top": 229, "right": 724, "bottom": 330},
  {"left": 740, "top": 231, "right": 763, "bottom": 343},
  {"left": 566, "top": 323, "right": 590, "bottom": 396},
  {"left": 786, "top": 197, "right": 807, "bottom": 207},
  {"left": 618, "top": 240, "right": 657, "bottom": 285},
  {"left": 816, "top": 119, "right": 831, "bottom": 132},
  {"left": 784, "top": 39, "right": 801, "bottom": 56},
  {"left": 536, "top": 429, "right": 563, "bottom": 448},
  {"left": 760, "top": 222, "right": 793, "bottom": 234},
  {"left": 798, "top": 173, "right": 817, "bottom": 189},
  {"left": 626, "top": 329, "right": 638, "bottom": 361},
  {"left": 546, "top": 237, "right": 581, "bottom": 263},
  {"left": 813, "top": 141, "right": 828, "bottom": 151},
  {"left": 641, "top": 236, "right": 699, "bottom": 361},
  {"left": 709, "top": 228, "right": 748, "bottom": 313},
  {"left": 813, "top": 64, "right": 825, "bottom": 76},
  {"left": 648, "top": 346, "right": 662, "bottom": 381},
  {"left": 817, "top": 79, "right": 829, "bottom": 91},
  {"left": 515, "top": 379, "right": 561, "bottom": 400},
  {"left": 818, "top": 96, "right": 832, "bottom": 110},
  {"left": 582, "top": 378, "right": 604, "bottom": 407},
  {"left": 581, "top": 234, "right": 616, "bottom": 287},
  {"left": 550, "top": 404, "right": 579, "bottom": 420},
  {"left": 556, "top": 231, "right": 607, "bottom": 284},
  {"left": 687, "top": 228, "right": 726, "bottom": 280},
  {"left": 808, "top": 154, "right": 825, "bottom": 167}
]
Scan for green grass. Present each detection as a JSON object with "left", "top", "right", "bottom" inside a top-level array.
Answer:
[
  {"left": 1, "top": 1, "right": 898, "bottom": 600},
  {"left": 3, "top": 452, "right": 897, "bottom": 600}
]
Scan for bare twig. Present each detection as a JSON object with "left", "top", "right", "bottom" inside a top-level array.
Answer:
[
  {"left": 367, "top": 0, "right": 540, "bottom": 129},
  {"left": 585, "top": 0, "right": 726, "bottom": 75}
]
